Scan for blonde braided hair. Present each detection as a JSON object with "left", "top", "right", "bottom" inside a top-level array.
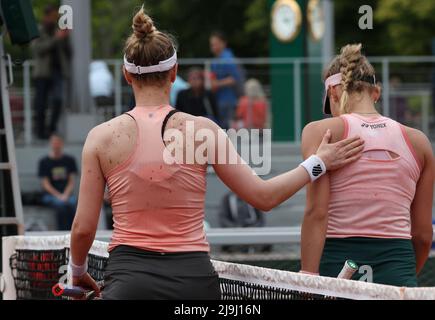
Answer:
[{"left": 324, "top": 44, "right": 377, "bottom": 115}]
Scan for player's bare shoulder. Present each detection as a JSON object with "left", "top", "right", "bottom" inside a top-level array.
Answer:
[
  {"left": 302, "top": 117, "right": 345, "bottom": 143},
  {"left": 86, "top": 114, "right": 137, "bottom": 153},
  {"left": 165, "top": 111, "right": 220, "bottom": 133},
  {"left": 402, "top": 125, "right": 433, "bottom": 164}
]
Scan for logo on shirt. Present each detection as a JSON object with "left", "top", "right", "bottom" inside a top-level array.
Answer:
[
  {"left": 52, "top": 167, "right": 67, "bottom": 181},
  {"left": 361, "top": 123, "right": 387, "bottom": 130}
]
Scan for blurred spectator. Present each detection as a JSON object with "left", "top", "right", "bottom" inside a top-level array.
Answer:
[
  {"left": 38, "top": 134, "right": 77, "bottom": 231},
  {"left": 176, "top": 68, "right": 217, "bottom": 120},
  {"left": 233, "top": 79, "right": 268, "bottom": 130},
  {"left": 390, "top": 76, "right": 409, "bottom": 124},
  {"left": 209, "top": 31, "right": 243, "bottom": 129},
  {"left": 171, "top": 76, "right": 189, "bottom": 106},
  {"left": 31, "top": 5, "right": 71, "bottom": 140},
  {"left": 90, "top": 61, "right": 114, "bottom": 107},
  {"left": 128, "top": 75, "right": 188, "bottom": 111}
]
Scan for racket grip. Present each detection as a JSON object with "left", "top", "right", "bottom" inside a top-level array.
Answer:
[
  {"left": 52, "top": 283, "right": 93, "bottom": 299},
  {"left": 337, "top": 260, "right": 358, "bottom": 279}
]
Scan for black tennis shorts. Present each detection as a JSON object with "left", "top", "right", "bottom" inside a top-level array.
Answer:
[{"left": 102, "top": 245, "right": 221, "bottom": 300}]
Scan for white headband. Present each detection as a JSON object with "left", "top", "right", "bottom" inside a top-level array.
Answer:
[
  {"left": 323, "top": 73, "right": 342, "bottom": 115},
  {"left": 124, "top": 50, "right": 177, "bottom": 75}
]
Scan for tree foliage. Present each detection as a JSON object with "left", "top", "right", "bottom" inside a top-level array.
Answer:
[
  {"left": 333, "top": 0, "right": 391, "bottom": 56},
  {"left": 375, "top": 0, "right": 435, "bottom": 55},
  {"left": 3, "top": 0, "right": 435, "bottom": 61}
]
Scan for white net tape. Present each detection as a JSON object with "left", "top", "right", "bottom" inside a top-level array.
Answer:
[{"left": 2, "top": 235, "right": 435, "bottom": 300}]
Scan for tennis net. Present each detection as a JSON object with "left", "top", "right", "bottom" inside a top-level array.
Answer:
[{"left": 2, "top": 235, "right": 434, "bottom": 300}]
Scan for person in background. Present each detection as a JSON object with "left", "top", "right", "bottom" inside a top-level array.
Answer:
[
  {"left": 128, "top": 75, "right": 188, "bottom": 111},
  {"left": 234, "top": 79, "right": 269, "bottom": 130},
  {"left": 170, "top": 76, "right": 189, "bottom": 106},
  {"left": 32, "top": 5, "right": 71, "bottom": 140},
  {"left": 90, "top": 61, "right": 114, "bottom": 108},
  {"left": 389, "top": 76, "right": 409, "bottom": 124},
  {"left": 209, "top": 31, "right": 242, "bottom": 129},
  {"left": 176, "top": 68, "right": 217, "bottom": 120},
  {"left": 38, "top": 134, "right": 78, "bottom": 231}
]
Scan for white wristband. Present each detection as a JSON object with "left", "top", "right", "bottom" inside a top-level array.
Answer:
[
  {"left": 300, "top": 155, "right": 326, "bottom": 182},
  {"left": 68, "top": 257, "right": 88, "bottom": 278}
]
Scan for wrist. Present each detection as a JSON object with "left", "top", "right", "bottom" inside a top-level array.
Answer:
[
  {"left": 68, "top": 257, "right": 88, "bottom": 278},
  {"left": 299, "top": 155, "right": 326, "bottom": 182}
]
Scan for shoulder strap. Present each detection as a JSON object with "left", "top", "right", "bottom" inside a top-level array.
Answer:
[
  {"left": 161, "top": 109, "right": 180, "bottom": 140},
  {"left": 124, "top": 112, "right": 135, "bottom": 120}
]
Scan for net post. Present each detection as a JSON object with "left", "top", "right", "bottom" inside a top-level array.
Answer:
[{"left": 1, "top": 236, "right": 17, "bottom": 300}]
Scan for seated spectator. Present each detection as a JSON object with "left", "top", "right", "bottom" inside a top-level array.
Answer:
[
  {"left": 234, "top": 79, "right": 268, "bottom": 130},
  {"left": 38, "top": 134, "right": 78, "bottom": 231},
  {"left": 90, "top": 61, "right": 114, "bottom": 107},
  {"left": 176, "top": 68, "right": 217, "bottom": 121}
]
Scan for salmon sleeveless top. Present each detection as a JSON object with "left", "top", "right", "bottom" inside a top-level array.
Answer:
[
  {"left": 105, "top": 105, "right": 209, "bottom": 253},
  {"left": 327, "top": 113, "right": 422, "bottom": 239}
]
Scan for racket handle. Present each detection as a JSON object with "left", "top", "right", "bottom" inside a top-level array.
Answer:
[
  {"left": 337, "top": 260, "right": 358, "bottom": 279},
  {"left": 52, "top": 283, "right": 94, "bottom": 299}
]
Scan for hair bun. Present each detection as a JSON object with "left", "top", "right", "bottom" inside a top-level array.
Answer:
[
  {"left": 132, "top": 7, "right": 156, "bottom": 40},
  {"left": 340, "top": 44, "right": 363, "bottom": 64}
]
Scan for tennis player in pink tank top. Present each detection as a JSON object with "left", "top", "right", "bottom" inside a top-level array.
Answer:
[
  {"left": 300, "top": 44, "right": 434, "bottom": 287},
  {"left": 67, "top": 8, "right": 365, "bottom": 299}
]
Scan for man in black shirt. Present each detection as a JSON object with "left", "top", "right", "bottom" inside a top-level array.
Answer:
[
  {"left": 38, "top": 134, "right": 78, "bottom": 230},
  {"left": 176, "top": 68, "right": 217, "bottom": 121}
]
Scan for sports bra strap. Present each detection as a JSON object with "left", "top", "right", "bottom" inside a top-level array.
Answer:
[
  {"left": 161, "top": 109, "right": 180, "bottom": 140},
  {"left": 124, "top": 112, "right": 135, "bottom": 120}
]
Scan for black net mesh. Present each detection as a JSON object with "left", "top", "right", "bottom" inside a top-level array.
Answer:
[
  {"left": 10, "top": 249, "right": 68, "bottom": 300},
  {"left": 9, "top": 248, "right": 340, "bottom": 300},
  {"left": 220, "top": 278, "right": 341, "bottom": 300},
  {"left": 87, "top": 253, "right": 108, "bottom": 283}
]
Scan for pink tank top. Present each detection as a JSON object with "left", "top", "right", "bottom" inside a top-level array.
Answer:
[
  {"left": 105, "top": 105, "right": 209, "bottom": 253},
  {"left": 327, "top": 113, "right": 422, "bottom": 239}
]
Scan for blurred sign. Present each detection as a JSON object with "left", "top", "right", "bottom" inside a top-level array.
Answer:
[{"left": 0, "top": 0, "right": 39, "bottom": 45}]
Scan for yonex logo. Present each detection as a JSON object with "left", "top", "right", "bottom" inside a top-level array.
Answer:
[
  {"left": 361, "top": 123, "right": 386, "bottom": 129},
  {"left": 312, "top": 164, "right": 323, "bottom": 177}
]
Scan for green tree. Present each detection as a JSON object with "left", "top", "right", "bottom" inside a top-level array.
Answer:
[
  {"left": 375, "top": 0, "right": 435, "bottom": 55},
  {"left": 132, "top": 0, "right": 270, "bottom": 58},
  {"left": 334, "top": 0, "right": 391, "bottom": 56},
  {"left": 5, "top": 0, "right": 434, "bottom": 63}
]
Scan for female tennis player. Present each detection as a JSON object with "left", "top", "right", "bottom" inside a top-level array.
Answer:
[
  {"left": 68, "top": 8, "right": 364, "bottom": 299},
  {"left": 300, "top": 44, "right": 434, "bottom": 287}
]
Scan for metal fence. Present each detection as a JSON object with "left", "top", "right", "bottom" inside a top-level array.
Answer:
[{"left": 8, "top": 56, "right": 435, "bottom": 145}]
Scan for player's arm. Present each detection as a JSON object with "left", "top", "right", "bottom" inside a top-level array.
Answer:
[
  {"left": 205, "top": 118, "right": 363, "bottom": 212},
  {"left": 300, "top": 122, "right": 333, "bottom": 274},
  {"left": 299, "top": 120, "right": 362, "bottom": 274},
  {"left": 70, "top": 128, "right": 105, "bottom": 266},
  {"left": 409, "top": 131, "right": 434, "bottom": 274}
]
